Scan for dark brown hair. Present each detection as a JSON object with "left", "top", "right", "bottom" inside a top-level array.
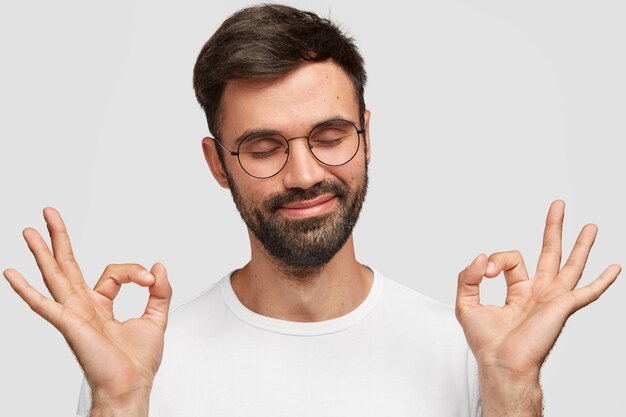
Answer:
[{"left": 192, "top": 4, "right": 367, "bottom": 142}]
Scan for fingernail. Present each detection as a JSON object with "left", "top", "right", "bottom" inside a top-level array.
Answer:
[
  {"left": 142, "top": 270, "right": 154, "bottom": 281},
  {"left": 487, "top": 262, "right": 496, "bottom": 274}
]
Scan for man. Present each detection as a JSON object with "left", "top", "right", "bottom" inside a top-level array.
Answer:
[{"left": 3, "top": 4, "right": 620, "bottom": 417}]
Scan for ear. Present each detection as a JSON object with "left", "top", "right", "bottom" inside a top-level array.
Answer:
[
  {"left": 363, "top": 109, "right": 371, "bottom": 163},
  {"left": 201, "top": 137, "right": 230, "bottom": 189}
]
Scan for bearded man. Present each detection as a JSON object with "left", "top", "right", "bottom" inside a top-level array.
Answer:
[{"left": 4, "top": 4, "right": 620, "bottom": 417}]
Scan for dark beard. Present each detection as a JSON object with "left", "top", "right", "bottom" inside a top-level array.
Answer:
[{"left": 225, "top": 166, "right": 368, "bottom": 275}]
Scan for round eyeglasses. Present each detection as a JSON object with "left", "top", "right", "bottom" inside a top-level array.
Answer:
[{"left": 213, "top": 119, "right": 365, "bottom": 179}]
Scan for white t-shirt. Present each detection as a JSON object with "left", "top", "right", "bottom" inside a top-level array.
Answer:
[{"left": 77, "top": 268, "right": 482, "bottom": 417}]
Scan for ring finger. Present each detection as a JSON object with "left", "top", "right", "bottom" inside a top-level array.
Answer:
[
  {"left": 22, "top": 227, "right": 73, "bottom": 302},
  {"left": 558, "top": 224, "right": 597, "bottom": 290}
]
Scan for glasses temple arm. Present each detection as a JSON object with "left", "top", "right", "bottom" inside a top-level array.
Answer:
[{"left": 212, "top": 137, "right": 238, "bottom": 156}]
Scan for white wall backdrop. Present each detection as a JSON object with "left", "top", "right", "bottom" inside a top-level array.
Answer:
[{"left": 1, "top": 1, "right": 624, "bottom": 416}]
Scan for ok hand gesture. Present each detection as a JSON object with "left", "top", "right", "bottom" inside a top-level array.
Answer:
[
  {"left": 3, "top": 208, "right": 172, "bottom": 416},
  {"left": 455, "top": 200, "right": 620, "bottom": 415}
]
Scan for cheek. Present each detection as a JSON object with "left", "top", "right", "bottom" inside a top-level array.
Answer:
[
  {"left": 333, "top": 155, "right": 367, "bottom": 183},
  {"left": 232, "top": 175, "right": 278, "bottom": 205}
]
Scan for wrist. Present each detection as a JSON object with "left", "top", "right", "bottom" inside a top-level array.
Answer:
[
  {"left": 90, "top": 388, "right": 151, "bottom": 417},
  {"left": 478, "top": 365, "right": 543, "bottom": 417}
]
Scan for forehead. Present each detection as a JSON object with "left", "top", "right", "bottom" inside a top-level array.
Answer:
[{"left": 219, "top": 60, "right": 359, "bottom": 141}]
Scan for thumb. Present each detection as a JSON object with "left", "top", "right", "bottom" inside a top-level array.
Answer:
[
  {"left": 142, "top": 263, "right": 173, "bottom": 330},
  {"left": 455, "top": 254, "right": 488, "bottom": 319}
]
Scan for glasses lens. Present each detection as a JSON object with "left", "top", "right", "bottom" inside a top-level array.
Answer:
[
  {"left": 309, "top": 120, "right": 360, "bottom": 166},
  {"left": 238, "top": 133, "right": 288, "bottom": 178}
]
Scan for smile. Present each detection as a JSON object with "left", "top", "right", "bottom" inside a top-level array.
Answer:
[{"left": 278, "top": 195, "right": 337, "bottom": 219}]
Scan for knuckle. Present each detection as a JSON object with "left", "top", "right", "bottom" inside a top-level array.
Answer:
[
  {"left": 541, "top": 243, "right": 559, "bottom": 254},
  {"left": 60, "top": 253, "right": 77, "bottom": 264},
  {"left": 127, "top": 263, "right": 148, "bottom": 273},
  {"left": 589, "top": 287, "right": 601, "bottom": 302},
  {"left": 30, "top": 294, "right": 46, "bottom": 315},
  {"left": 29, "top": 300, "right": 40, "bottom": 314},
  {"left": 47, "top": 267, "right": 65, "bottom": 281}
]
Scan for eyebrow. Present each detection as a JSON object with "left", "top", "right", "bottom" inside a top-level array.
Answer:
[
  {"left": 232, "top": 129, "right": 278, "bottom": 149},
  {"left": 230, "top": 115, "right": 358, "bottom": 148}
]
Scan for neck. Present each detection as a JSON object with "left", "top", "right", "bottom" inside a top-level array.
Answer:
[{"left": 230, "top": 233, "right": 373, "bottom": 322}]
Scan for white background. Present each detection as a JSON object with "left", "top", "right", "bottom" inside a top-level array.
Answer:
[{"left": 1, "top": 1, "right": 624, "bottom": 416}]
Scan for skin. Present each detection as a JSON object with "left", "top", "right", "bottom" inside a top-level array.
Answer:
[
  {"left": 3, "top": 61, "right": 621, "bottom": 416},
  {"left": 201, "top": 61, "right": 373, "bottom": 322},
  {"left": 457, "top": 200, "right": 621, "bottom": 415},
  {"left": 3, "top": 209, "right": 171, "bottom": 416}
]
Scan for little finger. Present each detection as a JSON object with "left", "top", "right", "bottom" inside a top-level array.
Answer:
[
  {"left": 571, "top": 264, "right": 621, "bottom": 312},
  {"left": 3, "top": 268, "right": 64, "bottom": 328}
]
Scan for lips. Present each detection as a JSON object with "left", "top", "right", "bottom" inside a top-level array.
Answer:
[{"left": 278, "top": 194, "right": 337, "bottom": 218}]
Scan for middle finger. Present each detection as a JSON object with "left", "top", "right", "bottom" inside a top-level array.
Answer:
[
  {"left": 535, "top": 200, "right": 564, "bottom": 279},
  {"left": 44, "top": 207, "right": 85, "bottom": 285}
]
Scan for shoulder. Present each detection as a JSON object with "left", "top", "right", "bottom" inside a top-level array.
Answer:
[
  {"left": 164, "top": 273, "right": 232, "bottom": 335},
  {"left": 377, "top": 270, "right": 457, "bottom": 319},
  {"left": 370, "top": 269, "right": 479, "bottom": 399},
  {"left": 169, "top": 277, "right": 224, "bottom": 315},
  {"left": 373, "top": 269, "right": 466, "bottom": 345}
]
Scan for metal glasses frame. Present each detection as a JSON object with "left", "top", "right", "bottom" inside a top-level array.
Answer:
[{"left": 212, "top": 118, "right": 365, "bottom": 179}]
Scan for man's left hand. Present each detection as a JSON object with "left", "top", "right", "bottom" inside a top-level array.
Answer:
[{"left": 456, "top": 200, "right": 620, "bottom": 416}]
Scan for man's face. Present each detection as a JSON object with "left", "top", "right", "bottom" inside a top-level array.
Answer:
[{"left": 204, "top": 61, "right": 370, "bottom": 273}]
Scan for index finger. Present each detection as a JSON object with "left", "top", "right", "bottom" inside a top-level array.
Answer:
[
  {"left": 94, "top": 263, "right": 156, "bottom": 300},
  {"left": 535, "top": 200, "right": 564, "bottom": 279},
  {"left": 43, "top": 207, "right": 85, "bottom": 285}
]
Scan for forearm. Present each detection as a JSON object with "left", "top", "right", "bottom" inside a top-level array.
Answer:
[{"left": 478, "top": 367, "right": 543, "bottom": 417}]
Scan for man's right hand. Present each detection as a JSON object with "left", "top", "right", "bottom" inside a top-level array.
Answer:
[{"left": 3, "top": 207, "right": 172, "bottom": 417}]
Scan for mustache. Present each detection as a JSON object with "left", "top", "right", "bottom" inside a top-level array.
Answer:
[{"left": 266, "top": 180, "right": 347, "bottom": 212}]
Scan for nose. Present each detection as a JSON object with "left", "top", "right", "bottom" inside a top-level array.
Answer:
[{"left": 281, "top": 137, "right": 326, "bottom": 189}]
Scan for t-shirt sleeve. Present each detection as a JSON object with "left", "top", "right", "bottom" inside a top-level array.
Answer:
[{"left": 76, "top": 377, "right": 92, "bottom": 417}]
